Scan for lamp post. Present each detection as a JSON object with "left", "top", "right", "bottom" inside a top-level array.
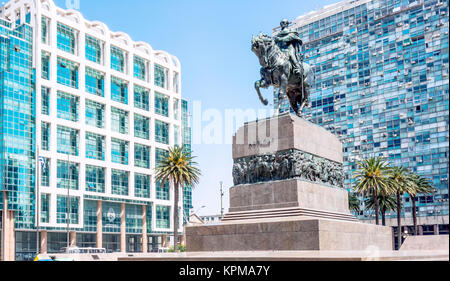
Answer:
[
  {"left": 194, "top": 205, "right": 206, "bottom": 215},
  {"left": 401, "top": 229, "right": 409, "bottom": 248},
  {"left": 1, "top": 150, "right": 5, "bottom": 261},
  {"left": 35, "top": 145, "right": 40, "bottom": 257},
  {"left": 66, "top": 153, "right": 70, "bottom": 250},
  {"left": 220, "top": 181, "right": 224, "bottom": 219}
]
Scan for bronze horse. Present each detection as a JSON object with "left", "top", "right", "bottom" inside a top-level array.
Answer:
[{"left": 252, "top": 33, "right": 312, "bottom": 117}]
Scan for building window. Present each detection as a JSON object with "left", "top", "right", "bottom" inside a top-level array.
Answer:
[
  {"left": 182, "top": 100, "right": 191, "bottom": 151},
  {"left": 156, "top": 180, "right": 170, "bottom": 201},
  {"left": 47, "top": 233, "right": 67, "bottom": 253},
  {"left": 85, "top": 67, "right": 104, "bottom": 97},
  {"left": 85, "top": 165, "right": 105, "bottom": 193},
  {"left": 111, "top": 169, "right": 129, "bottom": 196},
  {"left": 133, "top": 56, "right": 147, "bottom": 81},
  {"left": 111, "top": 107, "right": 129, "bottom": 134},
  {"left": 173, "top": 98, "right": 180, "bottom": 120},
  {"left": 40, "top": 157, "right": 50, "bottom": 187},
  {"left": 41, "top": 52, "right": 50, "bottom": 80},
  {"left": 85, "top": 35, "right": 102, "bottom": 64},
  {"left": 40, "top": 194, "right": 50, "bottom": 223},
  {"left": 111, "top": 76, "right": 128, "bottom": 104},
  {"left": 57, "top": 91, "right": 79, "bottom": 122},
  {"left": 111, "top": 45, "right": 126, "bottom": 73},
  {"left": 83, "top": 201, "right": 98, "bottom": 233},
  {"left": 154, "top": 64, "right": 168, "bottom": 89},
  {"left": 134, "top": 85, "right": 150, "bottom": 111},
  {"left": 85, "top": 132, "right": 105, "bottom": 161},
  {"left": 57, "top": 126, "right": 79, "bottom": 156},
  {"left": 126, "top": 204, "right": 143, "bottom": 234},
  {"left": 56, "top": 195, "right": 79, "bottom": 224},
  {"left": 134, "top": 114, "right": 150, "bottom": 140},
  {"left": 174, "top": 125, "right": 180, "bottom": 147},
  {"left": 155, "top": 148, "right": 168, "bottom": 167},
  {"left": 41, "top": 16, "right": 49, "bottom": 44},
  {"left": 155, "top": 120, "right": 169, "bottom": 145},
  {"left": 173, "top": 71, "right": 179, "bottom": 93},
  {"left": 57, "top": 22, "right": 76, "bottom": 54},
  {"left": 57, "top": 57, "right": 78, "bottom": 89},
  {"left": 57, "top": 160, "right": 79, "bottom": 190},
  {"left": 41, "top": 86, "right": 50, "bottom": 115},
  {"left": 85, "top": 99, "right": 105, "bottom": 129},
  {"left": 41, "top": 122, "right": 50, "bottom": 151},
  {"left": 75, "top": 234, "right": 97, "bottom": 250},
  {"left": 111, "top": 138, "right": 129, "bottom": 165},
  {"left": 134, "top": 143, "right": 150, "bottom": 168},
  {"left": 146, "top": 204, "right": 153, "bottom": 233},
  {"left": 155, "top": 92, "right": 169, "bottom": 117},
  {"left": 135, "top": 173, "right": 151, "bottom": 198},
  {"left": 156, "top": 205, "right": 170, "bottom": 229}
]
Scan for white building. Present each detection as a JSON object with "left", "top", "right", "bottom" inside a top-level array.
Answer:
[{"left": 1, "top": 0, "right": 185, "bottom": 260}]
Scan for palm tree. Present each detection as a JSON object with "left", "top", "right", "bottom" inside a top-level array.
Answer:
[
  {"left": 353, "top": 157, "right": 392, "bottom": 225},
  {"left": 409, "top": 174, "right": 435, "bottom": 235},
  {"left": 387, "top": 166, "right": 415, "bottom": 249},
  {"left": 364, "top": 192, "right": 397, "bottom": 226},
  {"left": 348, "top": 192, "right": 361, "bottom": 214},
  {"left": 155, "top": 146, "right": 201, "bottom": 252}
]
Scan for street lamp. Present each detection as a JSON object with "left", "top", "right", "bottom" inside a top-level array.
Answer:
[
  {"left": 402, "top": 230, "right": 409, "bottom": 243},
  {"left": 194, "top": 205, "right": 206, "bottom": 215}
]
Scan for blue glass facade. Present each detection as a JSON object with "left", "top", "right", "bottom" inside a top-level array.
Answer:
[
  {"left": 181, "top": 100, "right": 193, "bottom": 224},
  {"left": 0, "top": 19, "right": 35, "bottom": 229},
  {"left": 275, "top": 0, "right": 449, "bottom": 221}
]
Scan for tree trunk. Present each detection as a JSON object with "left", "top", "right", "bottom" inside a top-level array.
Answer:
[
  {"left": 412, "top": 195, "right": 418, "bottom": 236},
  {"left": 173, "top": 181, "right": 179, "bottom": 253},
  {"left": 373, "top": 188, "right": 379, "bottom": 225},
  {"left": 381, "top": 209, "right": 386, "bottom": 226},
  {"left": 396, "top": 190, "right": 402, "bottom": 250}
]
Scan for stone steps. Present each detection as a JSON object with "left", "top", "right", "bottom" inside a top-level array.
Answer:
[{"left": 222, "top": 207, "right": 358, "bottom": 223}]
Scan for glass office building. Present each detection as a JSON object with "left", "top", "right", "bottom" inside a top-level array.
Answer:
[
  {"left": 275, "top": 0, "right": 448, "bottom": 233},
  {"left": 0, "top": 16, "right": 35, "bottom": 262},
  {"left": 1, "top": 0, "right": 187, "bottom": 260},
  {"left": 181, "top": 100, "right": 193, "bottom": 225}
]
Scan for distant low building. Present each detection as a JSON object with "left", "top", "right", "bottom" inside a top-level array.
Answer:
[{"left": 200, "top": 215, "right": 223, "bottom": 224}]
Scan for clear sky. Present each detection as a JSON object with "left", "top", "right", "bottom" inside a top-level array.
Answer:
[{"left": 54, "top": 0, "right": 339, "bottom": 216}]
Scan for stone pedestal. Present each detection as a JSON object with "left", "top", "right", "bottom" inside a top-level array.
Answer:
[{"left": 186, "top": 114, "right": 392, "bottom": 252}]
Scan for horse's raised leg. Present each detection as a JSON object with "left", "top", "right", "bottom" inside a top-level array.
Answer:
[{"left": 255, "top": 79, "right": 269, "bottom": 106}]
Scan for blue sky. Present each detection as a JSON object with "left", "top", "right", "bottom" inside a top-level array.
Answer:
[{"left": 54, "top": 0, "right": 338, "bottom": 216}]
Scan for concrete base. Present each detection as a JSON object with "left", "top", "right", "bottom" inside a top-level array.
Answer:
[
  {"left": 186, "top": 217, "right": 392, "bottom": 252},
  {"left": 116, "top": 251, "right": 449, "bottom": 261},
  {"left": 400, "top": 235, "right": 449, "bottom": 251}
]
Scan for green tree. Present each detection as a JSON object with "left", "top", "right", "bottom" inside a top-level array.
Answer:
[
  {"left": 364, "top": 193, "right": 397, "bottom": 226},
  {"left": 387, "top": 166, "right": 415, "bottom": 249},
  {"left": 409, "top": 174, "right": 435, "bottom": 235},
  {"left": 353, "top": 157, "right": 392, "bottom": 225},
  {"left": 155, "top": 146, "right": 201, "bottom": 252},
  {"left": 348, "top": 192, "right": 361, "bottom": 214}
]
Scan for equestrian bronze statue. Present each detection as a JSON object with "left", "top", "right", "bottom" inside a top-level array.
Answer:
[{"left": 252, "top": 19, "right": 312, "bottom": 117}]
